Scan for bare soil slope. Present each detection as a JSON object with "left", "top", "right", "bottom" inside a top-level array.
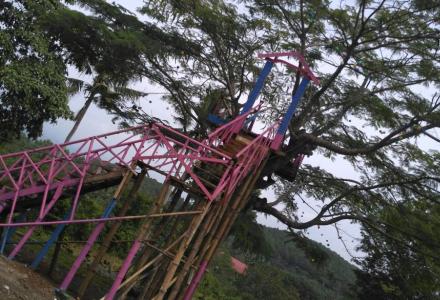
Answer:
[{"left": 0, "top": 256, "right": 55, "bottom": 300}]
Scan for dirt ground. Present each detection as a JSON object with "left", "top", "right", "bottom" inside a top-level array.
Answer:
[{"left": 0, "top": 256, "right": 56, "bottom": 300}]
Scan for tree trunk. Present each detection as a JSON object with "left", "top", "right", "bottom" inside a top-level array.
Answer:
[{"left": 64, "top": 95, "right": 94, "bottom": 143}]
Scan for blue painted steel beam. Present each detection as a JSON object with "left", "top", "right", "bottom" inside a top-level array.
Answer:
[
  {"left": 30, "top": 198, "right": 117, "bottom": 269},
  {"left": 0, "top": 212, "right": 27, "bottom": 255},
  {"left": 240, "top": 60, "right": 274, "bottom": 115},
  {"left": 272, "top": 77, "right": 310, "bottom": 150},
  {"left": 0, "top": 228, "right": 10, "bottom": 255},
  {"left": 30, "top": 209, "right": 71, "bottom": 269},
  {"left": 276, "top": 77, "right": 310, "bottom": 135},
  {"left": 207, "top": 114, "right": 227, "bottom": 125}
]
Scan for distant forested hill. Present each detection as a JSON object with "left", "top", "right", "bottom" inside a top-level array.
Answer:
[{"left": 196, "top": 226, "right": 358, "bottom": 300}]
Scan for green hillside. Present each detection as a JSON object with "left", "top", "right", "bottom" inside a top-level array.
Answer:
[{"left": 196, "top": 226, "right": 357, "bottom": 300}]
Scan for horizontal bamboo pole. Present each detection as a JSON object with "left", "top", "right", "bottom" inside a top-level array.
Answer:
[
  {"left": 148, "top": 211, "right": 203, "bottom": 218},
  {"left": 144, "top": 242, "right": 197, "bottom": 270}
]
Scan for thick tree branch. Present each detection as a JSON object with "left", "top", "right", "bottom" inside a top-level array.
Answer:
[{"left": 299, "top": 122, "right": 438, "bottom": 156}]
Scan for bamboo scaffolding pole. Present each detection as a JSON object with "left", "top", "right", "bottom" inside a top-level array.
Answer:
[
  {"left": 124, "top": 190, "right": 189, "bottom": 271},
  {"left": 174, "top": 200, "right": 230, "bottom": 300},
  {"left": 157, "top": 193, "right": 193, "bottom": 243},
  {"left": 168, "top": 204, "right": 222, "bottom": 299},
  {"left": 142, "top": 261, "right": 169, "bottom": 300},
  {"left": 137, "top": 193, "right": 203, "bottom": 299},
  {"left": 4, "top": 239, "right": 153, "bottom": 245},
  {"left": 136, "top": 265, "right": 160, "bottom": 299},
  {"left": 60, "top": 162, "right": 137, "bottom": 292},
  {"left": 155, "top": 199, "right": 212, "bottom": 300},
  {"left": 116, "top": 191, "right": 194, "bottom": 297},
  {"left": 206, "top": 161, "right": 265, "bottom": 263},
  {"left": 98, "top": 233, "right": 186, "bottom": 300},
  {"left": 104, "top": 180, "right": 172, "bottom": 300},
  {"left": 148, "top": 211, "right": 203, "bottom": 218},
  {"left": 181, "top": 159, "right": 267, "bottom": 300},
  {"left": 144, "top": 242, "right": 197, "bottom": 270},
  {"left": 151, "top": 277, "right": 178, "bottom": 300}
]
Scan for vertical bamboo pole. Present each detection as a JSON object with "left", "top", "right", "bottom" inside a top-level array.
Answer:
[
  {"left": 142, "top": 261, "right": 168, "bottom": 300},
  {"left": 182, "top": 160, "right": 267, "bottom": 300},
  {"left": 137, "top": 265, "right": 161, "bottom": 299},
  {"left": 154, "top": 200, "right": 212, "bottom": 300},
  {"left": 168, "top": 204, "right": 221, "bottom": 300},
  {"left": 116, "top": 189, "right": 191, "bottom": 298},
  {"left": 206, "top": 160, "right": 265, "bottom": 263},
  {"left": 47, "top": 228, "right": 65, "bottom": 276},
  {"left": 103, "top": 233, "right": 186, "bottom": 300},
  {"left": 105, "top": 180, "right": 171, "bottom": 300}
]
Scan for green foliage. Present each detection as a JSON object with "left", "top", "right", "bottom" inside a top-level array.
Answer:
[
  {"left": 1, "top": 1, "right": 439, "bottom": 298},
  {"left": 56, "top": 177, "right": 161, "bottom": 257},
  {"left": 41, "top": 4, "right": 147, "bottom": 81},
  {"left": 0, "top": 1, "right": 72, "bottom": 140},
  {"left": 229, "top": 210, "right": 273, "bottom": 258},
  {"left": 0, "top": 135, "right": 51, "bottom": 155},
  {"left": 286, "top": 232, "right": 330, "bottom": 267},
  {"left": 197, "top": 226, "right": 357, "bottom": 300},
  {"left": 262, "top": 227, "right": 357, "bottom": 300},
  {"left": 355, "top": 200, "right": 440, "bottom": 299},
  {"left": 1, "top": 0, "right": 196, "bottom": 141},
  {"left": 139, "top": 0, "right": 271, "bottom": 132},
  {"left": 137, "top": 3, "right": 440, "bottom": 274}
]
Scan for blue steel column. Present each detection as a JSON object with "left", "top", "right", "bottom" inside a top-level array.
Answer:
[
  {"left": 30, "top": 209, "right": 71, "bottom": 269},
  {"left": 240, "top": 60, "right": 274, "bottom": 115},
  {"left": 0, "top": 212, "right": 27, "bottom": 254},
  {"left": 271, "top": 77, "right": 310, "bottom": 150}
]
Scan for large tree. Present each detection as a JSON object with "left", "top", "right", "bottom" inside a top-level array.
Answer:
[
  {"left": 355, "top": 200, "right": 440, "bottom": 298},
  {"left": 133, "top": 0, "right": 440, "bottom": 294},
  {"left": 0, "top": 0, "right": 194, "bottom": 140},
  {"left": 3, "top": 0, "right": 439, "bottom": 295},
  {"left": 0, "top": 1, "right": 72, "bottom": 140}
]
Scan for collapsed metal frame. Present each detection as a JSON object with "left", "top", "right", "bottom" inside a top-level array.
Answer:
[{"left": 0, "top": 51, "right": 318, "bottom": 299}]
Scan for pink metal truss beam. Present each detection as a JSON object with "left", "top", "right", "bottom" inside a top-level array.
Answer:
[
  {"left": 0, "top": 107, "right": 276, "bottom": 229},
  {"left": 257, "top": 51, "right": 320, "bottom": 85}
]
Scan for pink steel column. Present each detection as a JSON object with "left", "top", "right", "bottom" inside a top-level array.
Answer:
[
  {"left": 183, "top": 260, "right": 209, "bottom": 300},
  {"left": 105, "top": 180, "right": 171, "bottom": 300},
  {"left": 59, "top": 216, "right": 109, "bottom": 290},
  {"left": 60, "top": 164, "right": 135, "bottom": 291},
  {"left": 104, "top": 238, "right": 143, "bottom": 299}
]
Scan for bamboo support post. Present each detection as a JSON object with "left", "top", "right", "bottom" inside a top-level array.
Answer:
[
  {"left": 104, "top": 180, "right": 171, "bottom": 300},
  {"left": 206, "top": 161, "right": 265, "bottom": 263},
  {"left": 181, "top": 160, "right": 267, "bottom": 300},
  {"left": 99, "top": 233, "right": 186, "bottom": 300},
  {"left": 136, "top": 265, "right": 160, "bottom": 299},
  {"left": 168, "top": 203, "right": 221, "bottom": 299},
  {"left": 116, "top": 190, "right": 193, "bottom": 297},
  {"left": 154, "top": 200, "right": 212, "bottom": 300}
]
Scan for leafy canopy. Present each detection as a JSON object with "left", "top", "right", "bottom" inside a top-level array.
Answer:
[
  {"left": 136, "top": 0, "right": 440, "bottom": 295},
  {"left": 0, "top": 0, "right": 195, "bottom": 140},
  {"left": 0, "top": 1, "right": 71, "bottom": 140}
]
